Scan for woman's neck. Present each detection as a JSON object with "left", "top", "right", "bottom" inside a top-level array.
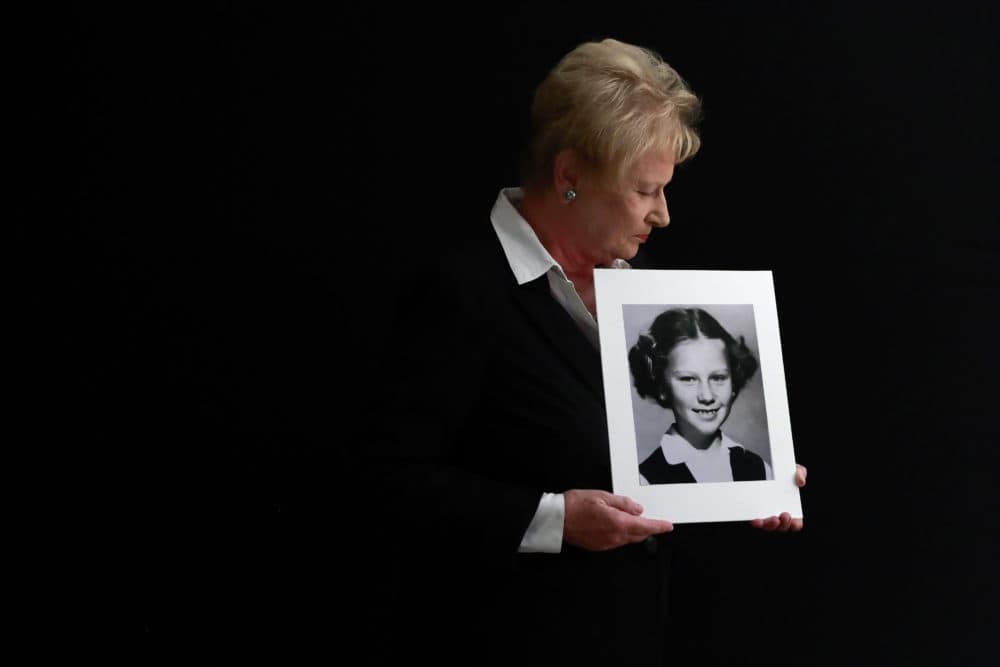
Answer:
[{"left": 516, "top": 189, "right": 600, "bottom": 315}]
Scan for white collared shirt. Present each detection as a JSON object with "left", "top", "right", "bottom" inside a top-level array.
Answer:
[
  {"left": 491, "top": 187, "right": 630, "bottom": 349},
  {"left": 490, "top": 187, "right": 630, "bottom": 553},
  {"left": 640, "top": 424, "right": 774, "bottom": 484}
]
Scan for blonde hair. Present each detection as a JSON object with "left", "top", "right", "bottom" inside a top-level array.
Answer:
[{"left": 521, "top": 38, "right": 701, "bottom": 191}]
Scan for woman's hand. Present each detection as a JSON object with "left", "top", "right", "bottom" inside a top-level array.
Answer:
[
  {"left": 751, "top": 464, "right": 807, "bottom": 532},
  {"left": 563, "top": 489, "right": 673, "bottom": 551}
]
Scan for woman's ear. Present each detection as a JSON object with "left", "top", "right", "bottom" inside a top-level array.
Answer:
[{"left": 552, "top": 149, "right": 580, "bottom": 196}]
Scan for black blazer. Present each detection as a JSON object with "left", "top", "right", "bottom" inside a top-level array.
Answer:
[{"left": 365, "top": 219, "right": 671, "bottom": 666}]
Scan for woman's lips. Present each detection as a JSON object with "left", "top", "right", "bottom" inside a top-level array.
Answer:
[{"left": 636, "top": 234, "right": 649, "bottom": 242}]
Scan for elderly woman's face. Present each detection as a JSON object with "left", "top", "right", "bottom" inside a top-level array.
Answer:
[
  {"left": 576, "top": 147, "right": 674, "bottom": 264},
  {"left": 666, "top": 337, "right": 734, "bottom": 440}
]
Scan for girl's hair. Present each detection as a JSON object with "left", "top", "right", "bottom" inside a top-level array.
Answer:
[{"left": 628, "top": 308, "right": 758, "bottom": 409}]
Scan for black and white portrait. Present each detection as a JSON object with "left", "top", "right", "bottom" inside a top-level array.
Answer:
[
  {"left": 623, "top": 304, "right": 772, "bottom": 485},
  {"left": 594, "top": 269, "right": 800, "bottom": 524}
]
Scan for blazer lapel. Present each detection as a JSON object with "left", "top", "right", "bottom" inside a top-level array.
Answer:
[{"left": 512, "top": 275, "right": 605, "bottom": 403}]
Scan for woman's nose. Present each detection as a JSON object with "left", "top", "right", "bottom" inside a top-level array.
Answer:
[
  {"left": 696, "top": 383, "right": 715, "bottom": 404},
  {"left": 649, "top": 192, "right": 670, "bottom": 227}
]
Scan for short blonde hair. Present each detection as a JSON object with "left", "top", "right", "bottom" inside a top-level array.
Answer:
[{"left": 521, "top": 38, "right": 701, "bottom": 191}]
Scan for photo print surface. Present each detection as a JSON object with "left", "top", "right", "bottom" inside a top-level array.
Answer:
[
  {"left": 624, "top": 304, "right": 772, "bottom": 486},
  {"left": 594, "top": 269, "right": 801, "bottom": 524}
]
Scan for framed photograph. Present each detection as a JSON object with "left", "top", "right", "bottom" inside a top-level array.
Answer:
[{"left": 594, "top": 269, "right": 802, "bottom": 524}]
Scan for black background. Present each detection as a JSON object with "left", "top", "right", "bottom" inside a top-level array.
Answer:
[{"left": 47, "top": 2, "right": 999, "bottom": 664}]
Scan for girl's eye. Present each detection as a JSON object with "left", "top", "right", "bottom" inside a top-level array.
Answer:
[
  {"left": 710, "top": 374, "right": 730, "bottom": 383},
  {"left": 677, "top": 376, "right": 696, "bottom": 384}
]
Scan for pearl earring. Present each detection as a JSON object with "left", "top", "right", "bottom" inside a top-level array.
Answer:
[{"left": 564, "top": 189, "right": 577, "bottom": 202}]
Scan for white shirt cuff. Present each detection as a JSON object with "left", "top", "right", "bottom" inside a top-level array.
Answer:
[{"left": 518, "top": 492, "right": 565, "bottom": 553}]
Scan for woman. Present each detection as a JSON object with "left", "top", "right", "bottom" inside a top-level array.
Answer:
[
  {"left": 369, "top": 38, "right": 805, "bottom": 666},
  {"left": 629, "top": 307, "right": 773, "bottom": 484}
]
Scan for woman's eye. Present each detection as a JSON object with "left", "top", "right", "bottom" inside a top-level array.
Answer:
[
  {"left": 677, "top": 376, "right": 696, "bottom": 384},
  {"left": 710, "top": 374, "right": 730, "bottom": 383}
]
